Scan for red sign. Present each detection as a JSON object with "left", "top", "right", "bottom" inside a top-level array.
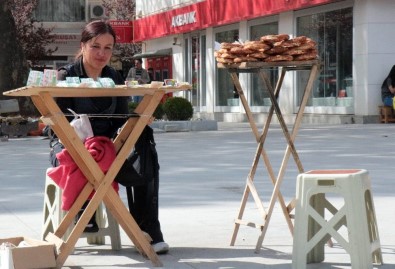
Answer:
[
  {"left": 109, "top": 20, "right": 133, "bottom": 43},
  {"left": 133, "top": 0, "right": 336, "bottom": 42}
]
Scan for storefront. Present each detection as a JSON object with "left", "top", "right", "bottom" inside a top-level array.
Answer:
[{"left": 133, "top": 0, "right": 395, "bottom": 124}]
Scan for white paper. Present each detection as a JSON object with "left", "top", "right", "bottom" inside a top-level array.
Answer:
[{"left": 0, "top": 243, "right": 15, "bottom": 269}]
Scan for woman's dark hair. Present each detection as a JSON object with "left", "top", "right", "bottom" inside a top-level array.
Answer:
[{"left": 76, "top": 20, "right": 116, "bottom": 59}]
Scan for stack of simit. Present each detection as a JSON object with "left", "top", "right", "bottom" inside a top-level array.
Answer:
[{"left": 215, "top": 34, "right": 318, "bottom": 64}]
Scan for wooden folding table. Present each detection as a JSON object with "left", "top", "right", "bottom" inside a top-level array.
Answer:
[
  {"left": 218, "top": 60, "right": 320, "bottom": 252},
  {"left": 3, "top": 84, "right": 190, "bottom": 268}
]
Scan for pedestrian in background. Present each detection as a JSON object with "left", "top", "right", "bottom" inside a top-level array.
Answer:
[
  {"left": 381, "top": 65, "right": 395, "bottom": 107},
  {"left": 127, "top": 59, "right": 150, "bottom": 103}
]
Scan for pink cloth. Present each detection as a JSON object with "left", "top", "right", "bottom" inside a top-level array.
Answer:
[{"left": 47, "top": 136, "right": 119, "bottom": 210}]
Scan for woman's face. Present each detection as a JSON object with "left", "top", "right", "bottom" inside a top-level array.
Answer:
[{"left": 81, "top": 33, "right": 114, "bottom": 72}]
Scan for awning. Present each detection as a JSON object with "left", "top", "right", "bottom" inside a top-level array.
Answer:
[{"left": 133, "top": 48, "right": 172, "bottom": 59}]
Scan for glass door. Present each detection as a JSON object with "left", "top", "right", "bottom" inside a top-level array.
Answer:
[
  {"left": 184, "top": 32, "right": 206, "bottom": 109},
  {"left": 249, "top": 21, "right": 278, "bottom": 107},
  {"left": 214, "top": 28, "right": 239, "bottom": 107}
]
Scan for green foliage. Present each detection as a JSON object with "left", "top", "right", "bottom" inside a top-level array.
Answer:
[
  {"left": 7, "top": 0, "right": 57, "bottom": 66},
  {"left": 102, "top": 0, "right": 141, "bottom": 60},
  {"left": 127, "top": 101, "right": 137, "bottom": 113},
  {"left": 162, "top": 97, "right": 193, "bottom": 121},
  {"left": 128, "top": 101, "right": 165, "bottom": 120},
  {"left": 153, "top": 103, "right": 165, "bottom": 119}
]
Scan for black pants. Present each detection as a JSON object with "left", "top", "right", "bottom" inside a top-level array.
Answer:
[
  {"left": 126, "top": 174, "right": 164, "bottom": 244},
  {"left": 49, "top": 140, "right": 164, "bottom": 242}
]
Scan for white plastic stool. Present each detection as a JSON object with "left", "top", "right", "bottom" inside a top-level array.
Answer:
[
  {"left": 292, "top": 169, "right": 382, "bottom": 269},
  {"left": 42, "top": 169, "right": 121, "bottom": 250}
]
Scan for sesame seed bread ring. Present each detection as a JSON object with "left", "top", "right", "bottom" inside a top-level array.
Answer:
[
  {"left": 233, "top": 56, "right": 258, "bottom": 63},
  {"left": 294, "top": 50, "right": 318, "bottom": 61},
  {"left": 244, "top": 42, "right": 271, "bottom": 51},
  {"left": 266, "top": 46, "right": 289, "bottom": 55},
  {"left": 265, "top": 54, "right": 294, "bottom": 62},
  {"left": 241, "top": 48, "right": 256, "bottom": 54},
  {"left": 292, "top": 36, "right": 308, "bottom": 43},
  {"left": 273, "top": 39, "right": 301, "bottom": 48},
  {"left": 216, "top": 57, "right": 234, "bottom": 64},
  {"left": 229, "top": 47, "right": 247, "bottom": 54},
  {"left": 220, "top": 42, "right": 243, "bottom": 50},
  {"left": 283, "top": 48, "right": 308, "bottom": 56},
  {"left": 221, "top": 52, "right": 238, "bottom": 59},
  {"left": 249, "top": 52, "right": 269, "bottom": 59},
  {"left": 260, "top": 34, "right": 290, "bottom": 43},
  {"left": 218, "top": 48, "right": 230, "bottom": 54}
]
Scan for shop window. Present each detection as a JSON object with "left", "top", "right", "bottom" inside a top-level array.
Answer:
[
  {"left": 34, "top": 0, "right": 85, "bottom": 22},
  {"left": 215, "top": 29, "right": 239, "bottom": 106},
  {"left": 297, "top": 7, "right": 353, "bottom": 108},
  {"left": 249, "top": 22, "right": 278, "bottom": 107}
]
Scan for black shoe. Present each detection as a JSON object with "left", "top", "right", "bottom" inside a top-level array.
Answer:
[
  {"left": 76, "top": 202, "right": 99, "bottom": 233},
  {"left": 83, "top": 220, "right": 99, "bottom": 233}
]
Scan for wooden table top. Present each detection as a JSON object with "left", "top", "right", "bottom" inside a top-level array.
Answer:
[
  {"left": 217, "top": 59, "right": 320, "bottom": 69},
  {"left": 3, "top": 84, "right": 191, "bottom": 98}
]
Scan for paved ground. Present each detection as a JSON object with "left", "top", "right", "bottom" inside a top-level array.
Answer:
[{"left": 0, "top": 122, "right": 394, "bottom": 268}]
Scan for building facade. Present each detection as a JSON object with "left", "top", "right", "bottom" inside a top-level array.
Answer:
[
  {"left": 133, "top": 0, "right": 395, "bottom": 124},
  {"left": 34, "top": 1, "right": 135, "bottom": 76},
  {"left": 34, "top": 0, "right": 395, "bottom": 124}
]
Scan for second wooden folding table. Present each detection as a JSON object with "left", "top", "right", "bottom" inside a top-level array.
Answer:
[{"left": 218, "top": 60, "right": 320, "bottom": 252}]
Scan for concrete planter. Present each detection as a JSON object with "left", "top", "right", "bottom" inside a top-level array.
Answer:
[
  {"left": 150, "top": 120, "right": 218, "bottom": 132},
  {"left": 0, "top": 121, "right": 38, "bottom": 138}
]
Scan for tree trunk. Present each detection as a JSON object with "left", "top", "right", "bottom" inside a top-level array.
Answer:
[{"left": 0, "top": 2, "right": 34, "bottom": 116}]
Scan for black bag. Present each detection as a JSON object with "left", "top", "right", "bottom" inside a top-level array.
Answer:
[{"left": 115, "top": 126, "right": 158, "bottom": 186}]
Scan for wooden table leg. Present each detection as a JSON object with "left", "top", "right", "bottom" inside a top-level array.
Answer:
[
  {"left": 228, "top": 70, "right": 292, "bottom": 246},
  {"left": 254, "top": 63, "right": 319, "bottom": 252}
]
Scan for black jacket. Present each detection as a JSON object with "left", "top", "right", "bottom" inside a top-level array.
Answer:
[
  {"left": 381, "top": 65, "right": 395, "bottom": 102},
  {"left": 56, "top": 58, "right": 129, "bottom": 138}
]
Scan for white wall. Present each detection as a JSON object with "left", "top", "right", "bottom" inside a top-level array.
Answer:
[
  {"left": 278, "top": 11, "right": 295, "bottom": 115},
  {"left": 204, "top": 28, "right": 214, "bottom": 113}
]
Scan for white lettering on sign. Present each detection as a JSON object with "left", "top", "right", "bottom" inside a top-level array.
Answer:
[
  {"left": 52, "top": 34, "right": 79, "bottom": 45},
  {"left": 171, "top": 11, "right": 196, "bottom": 27},
  {"left": 54, "top": 34, "right": 78, "bottom": 41},
  {"left": 109, "top": 21, "right": 132, "bottom": 26}
]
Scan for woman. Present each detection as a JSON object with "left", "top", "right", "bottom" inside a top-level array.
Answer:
[{"left": 50, "top": 20, "right": 168, "bottom": 254}]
